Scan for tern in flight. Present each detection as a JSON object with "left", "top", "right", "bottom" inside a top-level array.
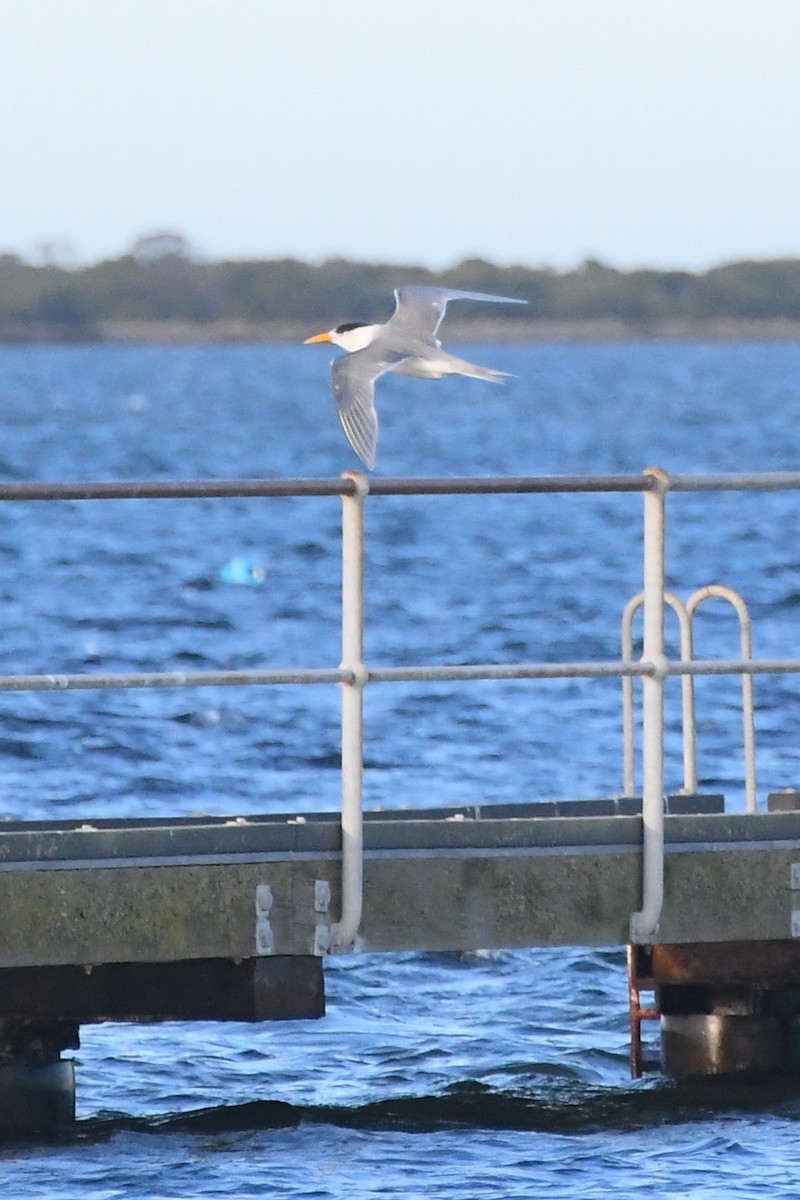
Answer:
[{"left": 304, "top": 285, "right": 526, "bottom": 468}]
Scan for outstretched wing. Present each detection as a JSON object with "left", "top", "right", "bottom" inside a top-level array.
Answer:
[
  {"left": 389, "top": 286, "right": 526, "bottom": 345},
  {"left": 331, "top": 347, "right": 407, "bottom": 469}
]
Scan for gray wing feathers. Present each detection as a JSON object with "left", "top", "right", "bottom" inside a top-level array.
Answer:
[
  {"left": 327, "top": 287, "right": 527, "bottom": 468},
  {"left": 338, "top": 397, "right": 377, "bottom": 471},
  {"left": 391, "top": 286, "right": 526, "bottom": 342},
  {"left": 332, "top": 351, "right": 404, "bottom": 469}
]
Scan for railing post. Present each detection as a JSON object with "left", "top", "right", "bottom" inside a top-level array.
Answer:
[
  {"left": 332, "top": 471, "right": 369, "bottom": 951},
  {"left": 630, "top": 467, "right": 669, "bottom": 943},
  {"left": 621, "top": 591, "right": 697, "bottom": 798}
]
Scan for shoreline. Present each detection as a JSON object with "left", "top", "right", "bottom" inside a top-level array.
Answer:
[{"left": 4, "top": 317, "right": 800, "bottom": 345}]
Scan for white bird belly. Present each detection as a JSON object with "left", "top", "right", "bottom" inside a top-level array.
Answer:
[
  {"left": 389, "top": 356, "right": 450, "bottom": 380},
  {"left": 389, "top": 350, "right": 507, "bottom": 384}
]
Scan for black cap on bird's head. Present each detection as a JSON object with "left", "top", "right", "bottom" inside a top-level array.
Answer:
[
  {"left": 334, "top": 321, "right": 368, "bottom": 335},
  {"left": 304, "top": 320, "right": 376, "bottom": 350}
]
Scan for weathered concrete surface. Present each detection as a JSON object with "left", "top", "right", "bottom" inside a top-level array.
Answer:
[{"left": 0, "top": 806, "right": 797, "bottom": 967}]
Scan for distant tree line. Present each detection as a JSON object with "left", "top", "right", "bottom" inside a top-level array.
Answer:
[{"left": 2, "top": 235, "right": 800, "bottom": 341}]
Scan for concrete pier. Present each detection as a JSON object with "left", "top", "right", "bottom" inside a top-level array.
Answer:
[
  {"left": 1, "top": 794, "right": 800, "bottom": 1123},
  {"left": 7, "top": 795, "right": 800, "bottom": 966}
]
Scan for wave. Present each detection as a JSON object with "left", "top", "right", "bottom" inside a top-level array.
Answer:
[{"left": 15, "top": 1076, "right": 800, "bottom": 1146}]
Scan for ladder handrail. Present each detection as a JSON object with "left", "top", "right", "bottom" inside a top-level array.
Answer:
[
  {"left": 686, "top": 585, "right": 757, "bottom": 813},
  {"left": 622, "top": 585, "right": 757, "bottom": 813}
]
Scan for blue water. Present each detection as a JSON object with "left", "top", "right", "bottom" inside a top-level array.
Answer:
[{"left": 1, "top": 341, "right": 800, "bottom": 1196}]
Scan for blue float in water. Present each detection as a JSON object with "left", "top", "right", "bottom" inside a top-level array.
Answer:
[{"left": 219, "top": 557, "right": 266, "bottom": 586}]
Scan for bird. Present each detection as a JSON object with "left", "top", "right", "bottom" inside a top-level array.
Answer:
[{"left": 304, "top": 285, "right": 527, "bottom": 468}]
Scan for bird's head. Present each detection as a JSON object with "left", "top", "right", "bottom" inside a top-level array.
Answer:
[{"left": 304, "top": 321, "right": 377, "bottom": 352}]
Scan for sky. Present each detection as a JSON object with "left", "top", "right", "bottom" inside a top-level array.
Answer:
[{"left": 1, "top": 0, "right": 798, "bottom": 272}]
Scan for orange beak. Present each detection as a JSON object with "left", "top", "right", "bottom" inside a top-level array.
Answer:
[{"left": 304, "top": 331, "right": 333, "bottom": 345}]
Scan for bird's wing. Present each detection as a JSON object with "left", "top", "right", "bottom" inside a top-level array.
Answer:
[
  {"left": 332, "top": 347, "right": 407, "bottom": 469},
  {"left": 389, "top": 286, "right": 527, "bottom": 345}
]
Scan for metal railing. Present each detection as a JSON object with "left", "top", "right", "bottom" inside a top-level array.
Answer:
[
  {"left": 5, "top": 468, "right": 800, "bottom": 949},
  {"left": 622, "top": 585, "right": 757, "bottom": 811}
]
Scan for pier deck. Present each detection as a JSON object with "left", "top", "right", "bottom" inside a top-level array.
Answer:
[{"left": 0, "top": 794, "right": 798, "bottom": 1027}]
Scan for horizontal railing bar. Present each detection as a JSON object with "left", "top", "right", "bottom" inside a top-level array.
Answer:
[
  {"left": 4, "top": 472, "right": 800, "bottom": 504},
  {"left": 0, "top": 657, "right": 799, "bottom": 695},
  {"left": 0, "top": 478, "right": 360, "bottom": 501},
  {"left": 0, "top": 661, "right": 656, "bottom": 693},
  {"left": 669, "top": 658, "right": 800, "bottom": 676},
  {"left": 0, "top": 668, "right": 353, "bottom": 692},
  {"left": 670, "top": 473, "right": 800, "bottom": 492},
  {"left": 368, "top": 475, "right": 655, "bottom": 495},
  {"left": 0, "top": 474, "right": 657, "bottom": 503},
  {"left": 371, "top": 659, "right": 800, "bottom": 682},
  {"left": 369, "top": 659, "right": 800, "bottom": 682},
  {"left": 368, "top": 662, "right": 654, "bottom": 682}
]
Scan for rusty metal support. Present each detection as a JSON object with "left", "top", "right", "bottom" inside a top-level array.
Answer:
[
  {"left": 649, "top": 941, "right": 800, "bottom": 987},
  {"left": 627, "top": 944, "right": 660, "bottom": 1078},
  {"left": 637, "top": 942, "right": 800, "bottom": 1078}
]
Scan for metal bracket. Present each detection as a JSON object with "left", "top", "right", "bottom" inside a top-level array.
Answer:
[
  {"left": 313, "top": 879, "right": 331, "bottom": 955},
  {"left": 314, "top": 879, "right": 331, "bottom": 913},
  {"left": 314, "top": 925, "right": 331, "bottom": 955},
  {"left": 255, "top": 883, "right": 274, "bottom": 955},
  {"left": 789, "top": 865, "right": 800, "bottom": 937}
]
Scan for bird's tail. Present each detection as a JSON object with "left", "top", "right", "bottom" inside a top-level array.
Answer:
[
  {"left": 429, "top": 349, "right": 514, "bottom": 384},
  {"left": 465, "top": 365, "right": 514, "bottom": 384}
]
